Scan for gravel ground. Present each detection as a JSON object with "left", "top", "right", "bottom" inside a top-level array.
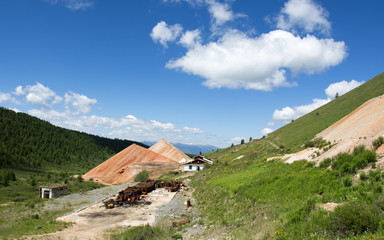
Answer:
[{"left": 42, "top": 183, "right": 133, "bottom": 214}]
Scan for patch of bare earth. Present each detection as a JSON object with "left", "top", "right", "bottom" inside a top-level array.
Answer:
[
  {"left": 27, "top": 188, "right": 177, "bottom": 240},
  {"left": 270, "top": 94, "right": 384, "bottom": 165}
]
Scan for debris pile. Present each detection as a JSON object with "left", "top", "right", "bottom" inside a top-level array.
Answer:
[{"left": 104, "top": 180, "right": 185, "bottom": 208}]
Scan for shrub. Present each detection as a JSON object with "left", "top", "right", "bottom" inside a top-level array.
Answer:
[
  {"left": 373, "top": 136, "right": 384, "bottom": 150},
  {"left": 360, "top": 172, "right": 368, "bottom": 181},
  {"left": 134, "top": 170, "right": 149, "bottom": 182},
  {"left": 319, "top": 158, "right": 332, "bottom": 169},
  {"left": 111, "top": 225, "right": 172, "bottom": 240},
  {"left": 343, "top": 176, "right": 352, "bottom": 187},
  {"left": 328, "top": 202, "right": 380, "bottom": 237}
]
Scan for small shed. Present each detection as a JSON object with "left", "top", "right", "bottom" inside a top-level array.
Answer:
[
  {"left": 183, "top": 155, "right": 212, "bottom": 171},
  {"left": 39, "top": 185, "right": 68, "bottom": 199}
]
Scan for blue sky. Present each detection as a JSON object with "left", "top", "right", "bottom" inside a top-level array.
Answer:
[{"left": 0, "top": 0, "right": 383, "bottom": 148}]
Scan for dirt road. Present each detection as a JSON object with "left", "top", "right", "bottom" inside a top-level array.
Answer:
[{"left": 28, "top": 187, "right": 178, "bottom": 240}]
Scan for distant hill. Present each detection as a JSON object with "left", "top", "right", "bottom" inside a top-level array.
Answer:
[
  {"left": 267, "top": 72, "right": 384, "bottom": 150},
  {"left": 143, "top": 141, "right": 219, "bottom": 155},
  {"left": 0, "top": 107, "right": 147, "bottom": 171}
]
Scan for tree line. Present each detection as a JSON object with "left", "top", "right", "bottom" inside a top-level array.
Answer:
[{"left": 0, "top": 107, "right": 147, "bottom": 170}]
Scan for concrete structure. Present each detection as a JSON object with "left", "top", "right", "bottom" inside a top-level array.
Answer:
[
  {"left": 183, "top": 155, "right": 212, "bottom": 171},
  {"left": 39, "top": 185, "right": 68, "bottom": 199}
]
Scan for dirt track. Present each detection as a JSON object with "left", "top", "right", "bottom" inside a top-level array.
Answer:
[{"left": 29, "top": 188, "right": 178, "bottom": 240}]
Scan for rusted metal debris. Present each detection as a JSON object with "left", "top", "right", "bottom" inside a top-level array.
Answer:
[
  {"left": 172, "top": 220, "right": 190, "bottom": 227},
  {"left": 104, "top": 180, "right": 184, "bottom": 208}
]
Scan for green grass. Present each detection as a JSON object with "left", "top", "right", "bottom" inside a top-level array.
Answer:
[
  {"left": 0, "top": 203, "right": 72, "bottom": 239},
  {"left": 194, "top": 141, "right": 384, "bottom": 239},
  {"left": 267, "top": 72, "right": 384, "bottom": 149},
  {"left": 0, "top": 168, "right": 105, "bottom": 238},
  {"left": 110, "top": 225, "right": 176, "bottom": 240}
]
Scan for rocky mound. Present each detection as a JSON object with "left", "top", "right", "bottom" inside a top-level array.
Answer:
[
  {"left": 83, "top": 144, "right": 180, "bottom": 185},
  {"left": 149, "top": 139, "right": 191, "bottom": 164}
]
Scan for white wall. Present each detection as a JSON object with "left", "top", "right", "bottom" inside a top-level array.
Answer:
[{"left": 183, "top": 164, "right": 204, "bottom": 171}]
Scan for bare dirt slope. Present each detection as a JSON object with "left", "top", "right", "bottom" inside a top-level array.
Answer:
[
  {"left": 275, "top": 94, "right": 384, "bottom": 164},
  {"left": 149, "top": 139, "right": 191, "bottom": 164},
  {"left": 83, "top": 144, "right": 180, "bottom": 185}
]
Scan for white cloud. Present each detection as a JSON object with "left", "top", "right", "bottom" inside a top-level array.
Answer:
[
  {"left": 276, "top": 0, "right": 331, "bottom": 34},
  {"left": 206, "top": 0, "right": 234, "bottom": 26},
  {"left": 44, "top": 0, "right": 94, "bottom": 11},
  {"left": 13, "top": 86, "right": 25, "bottom": 96},
  {"left": 325, "top": 80, "right": 364, "bottom": 99},
  {"left": 272, "top": 98, "right": 330, "bottom": 123},
  {"left": 183, "top": 126, "right": 204, "bottom": 134},
  {"left": 261, "top": 128, "right": 274, "bottom": 136},
  {"left": 149, "top": 120, "right": 178, "bottom": 131},
  {"left": 64, "top": 91, "right": 97, "bottom": 114},
  {"left": 150, "top": 21, "right": 183, "bottom": 48},
  {"left": 0, "top": 93, "right": 16, "bottom": 103},
  {"left": 179, "top": 29, "right": 202, "bottom": 49},
  {"left": 167, "top": 30, "right": 347, "bottom": 91},
  {"left": 23, "top": 82, "right": 63, "bottom": 107}
]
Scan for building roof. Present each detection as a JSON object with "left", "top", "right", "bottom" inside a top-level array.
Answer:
[{"left": 185, "top": 155, "right": 213, "bottom": 165}]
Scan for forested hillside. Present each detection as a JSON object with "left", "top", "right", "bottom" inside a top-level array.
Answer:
[{"left": 0, "top": 107, "right": 147, "bottom": 170}]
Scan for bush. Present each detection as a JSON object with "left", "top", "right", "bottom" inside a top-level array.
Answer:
[
  {"left": 360, "top": 172, "right": 369, "bottom": 181},
  {"left": 343, "top": 176, "right": 352, "bottom": 187},
  {"left": 373, "top": 136, "right": 384, "bottom": 150},
  {"left": 111, "top": 225, "right": 172, "bottom": 240},
  {"left": 328, "top": 202, "right": 380, "bottom": 237},
  {"left": 319, "top": 158, "right": 332, "bottom": 169},
  {"left": 134, "top": 170, "right": 149, "bottom": 182}
]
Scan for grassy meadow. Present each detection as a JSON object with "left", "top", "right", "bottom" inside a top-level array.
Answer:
[{"left": 193, "top": 141, "right": 384, "bottom": 239}]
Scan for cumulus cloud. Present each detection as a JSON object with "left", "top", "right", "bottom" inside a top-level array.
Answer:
[
  {"left": 272, "top": 98, "right": 330, "bottom": 122},
  {"left": 150, "top": 21, "right": 183, "bottom": 48},
  {"left": 179, "top": 29, "right": 202, "bottom": 49},
  {"left": 325, "top": 80, "right": 364, "bottom": 99},
  {"left": 64, "top": 91, "right": 97, "bottom": 114},
  {"left": 261, "top": 128, "right": 274, "bottom": 136},
  {"left": 44, "top": 0, "right": 94, "bottom": 10},
  {"left": 22, "top": 82, "right": 63, "bottom": 107},
  {"left": 206, "top": 0, "right": 235, "bottom": 26},
  {"left": 13, "top": 86, "right": 25, "bottom": 96},
  {"left": 276, "top": 0, "right": 331, "bottom": 34},
  {"left": 167, "top": 30, "right": 347, "bottom": 90}
]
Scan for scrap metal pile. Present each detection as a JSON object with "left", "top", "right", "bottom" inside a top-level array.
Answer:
[{"left": 104, "top": 180, "right": 184, "bottom": 208}]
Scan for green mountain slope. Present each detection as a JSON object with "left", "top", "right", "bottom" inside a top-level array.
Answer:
[
  {"left": 0, "top": 107, "right": 147, "bottom": 170},
  {"left": 192, "top": 72, "right": 384, "bottom": 239},
  {"left": 267, "top": 72, "right": 384, "bottom": 150}
]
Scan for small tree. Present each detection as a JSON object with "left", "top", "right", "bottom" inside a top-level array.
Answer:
[
  {"left": 249, "top": 137, "right": 252, "bottom": 142},
  {"left": 77, "top": 175, "right": 83, "bottom": 182},
  {"left": 134, "top": 170, "right": 149, "bottom": 182},
  {"left": 241, "top": 139, "right": 245, "bottom": 144},
  {"left": 335, "top": 92, "right": 339, "bottom": 98}
]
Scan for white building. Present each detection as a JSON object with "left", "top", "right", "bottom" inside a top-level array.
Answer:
[
  {"left": 183, "top": 155, "right": 212, "bottom": 171},
  {"left": 39, "top": 185, "right": 68, "bottom": 199}
]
